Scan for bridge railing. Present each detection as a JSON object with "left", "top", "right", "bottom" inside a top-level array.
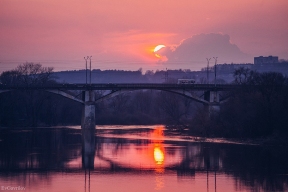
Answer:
[{"left": 0, "top": 83, "right": 238, "bottom": 91}]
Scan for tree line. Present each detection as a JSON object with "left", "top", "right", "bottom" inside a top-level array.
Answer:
[
  {"left": 190, "top": 67, "right": 288, "bottom": 140},
  {"left": 0, "top": 63, "right": 83, "bottom": 126}
]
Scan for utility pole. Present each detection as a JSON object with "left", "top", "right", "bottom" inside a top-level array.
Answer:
[
  {"left": 213, "top": 57, "right": 218, "bottom": 86},
  {"left": 206, "top": 58, "right": 211, "bottom": 84},
  {"left": 84, "top": 56, "right": 89, "bottom": 84},
  {"left": 164, "top": 68, "right": 169, "bottom": 83},
  {"left": 88, "top": 56, "right": 92, "bottom": 85}
]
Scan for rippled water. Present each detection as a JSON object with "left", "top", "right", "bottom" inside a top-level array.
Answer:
[{"left": 0, "top": 125, "right": 287, "bottom": 192}]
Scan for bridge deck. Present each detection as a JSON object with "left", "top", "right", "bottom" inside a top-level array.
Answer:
[{"left": 0, "top": 83, "right": 237, "bottom": 91}]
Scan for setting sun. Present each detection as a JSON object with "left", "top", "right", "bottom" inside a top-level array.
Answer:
[
  {"left": 153, "top": 45, "right": 166, "bottom": 58},
  {"left": 154, "top": 45, "right": 166, "bottom": 52}
]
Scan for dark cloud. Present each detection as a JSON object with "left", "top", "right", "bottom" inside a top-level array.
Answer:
[{"left": 161, "top": 33, "right": 252, "bottom": 69}]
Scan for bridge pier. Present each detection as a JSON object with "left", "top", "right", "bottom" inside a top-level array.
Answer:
[
  {"left": 204, "top": 90, "right": 220, "bottom": 115},
  {"left": 81, "top": 90, "right": 95, "bottom": 169}
]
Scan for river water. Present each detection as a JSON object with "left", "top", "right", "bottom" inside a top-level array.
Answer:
[{"left": 0, "top": 125, "right": 287, "bottom": 192}]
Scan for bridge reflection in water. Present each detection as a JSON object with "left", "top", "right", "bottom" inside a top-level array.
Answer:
[
  {"left": 80, "top": 125, "right": 214, "bottom": 191},
  {"left": 82, "top": 126, "right": 168, "bottom": 191},
  {"left": 0, "top": 126, "right": 288, "bottom": 192},
  {"left": 81, "top": 126, "right": 169, "bottom": 172}
]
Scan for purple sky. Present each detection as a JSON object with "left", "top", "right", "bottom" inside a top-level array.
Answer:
[{"left": 1, "top": 0, "right": 288, "bottom": 72}]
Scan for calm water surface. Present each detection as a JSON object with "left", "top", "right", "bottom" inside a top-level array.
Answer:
[{"left": 0, "top": 125, "right": 287, "bottom": 192}]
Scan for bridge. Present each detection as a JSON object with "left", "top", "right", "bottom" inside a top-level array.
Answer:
[
  {"left": 0, "top": 83, "right": 235, "bottom": 103},
  {"left": 0, "top": 83, "right": 235, "bottom": 111},
  {"left": 0, "top": 83, "right": 236, "bottom": 120},
  {"left": 0, "top": 83, "right": 236, "bottom": 147},
  {"left": 0, "top": 83, "right": 236, "bottom": 90}
]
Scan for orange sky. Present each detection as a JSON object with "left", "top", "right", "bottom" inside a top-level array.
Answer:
[{"left": 0, "top": 0, "right": 287, "bottom": 72}]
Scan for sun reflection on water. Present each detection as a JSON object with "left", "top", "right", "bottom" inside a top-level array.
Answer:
[
  {"left": 154, "top": 145, "right": 164, "bottom": 165},
  {"left": 152, "top": 126, "right": 165, "bottom": 174}
]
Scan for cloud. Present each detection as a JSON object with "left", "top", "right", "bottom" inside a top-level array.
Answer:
[{"left": 160, "top": 33, "right": 252, "bottom": 69}]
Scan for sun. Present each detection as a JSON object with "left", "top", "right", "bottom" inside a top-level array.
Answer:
[
  {"left": 153, "top": 45, "right": 166, "bottom": 58},
  {"left": 154, "top": 45, "right": 166, "bottom": 52}
]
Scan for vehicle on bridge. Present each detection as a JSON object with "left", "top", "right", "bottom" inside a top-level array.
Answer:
[{"left": 177, "top": 79, "right": 195, "bottom": 84}]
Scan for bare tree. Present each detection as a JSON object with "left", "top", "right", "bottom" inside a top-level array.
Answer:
[
  {"left": 157, "top": 91, "right": 192, "bottom": 126},
  {"left": 109, "top": 93, "right": 130, "bottom": 113},
  {"left": 0, "top": 62, "right": 55, "bottom": 126},
  {"left": 0, "top": 70, "right": 21, "bottom": 85},
  {"left": 16, "top": 62, "right": 54, "bottom": 85},
  {"left": 233, "top": 67, "right": 253, "bottom": 84},
  {"left": 0, "top": 62, "right": 54, "bottom": 86}
]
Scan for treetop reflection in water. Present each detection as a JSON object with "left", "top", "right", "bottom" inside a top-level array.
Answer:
[{"left": 0, "top": 126, "right": 287, "bottom": 192}]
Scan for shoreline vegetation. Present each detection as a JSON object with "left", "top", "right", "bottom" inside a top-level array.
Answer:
[{"left": 1, "top": 63, "right": 288, "bottom": 145}]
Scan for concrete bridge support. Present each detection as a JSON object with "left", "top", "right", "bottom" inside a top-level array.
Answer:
[
  {"left": 204, "top": 90, "right": 220, "bottom": 115},
  {"left": 81, "top": 90, "right": 95, "bottom": 169}
]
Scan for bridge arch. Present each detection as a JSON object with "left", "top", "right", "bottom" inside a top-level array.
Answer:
[
  {"left": 0, "top": 83, "right": 234, "bottom": 106},
  {"left": 0, "top": 86, "right": 225, "bottom": 106},
  {"left": 0, "top": 89, "right": 84, "bottom": 104},
  {"left": 94, "top": 88, "right": 210, "bottom": 105}
]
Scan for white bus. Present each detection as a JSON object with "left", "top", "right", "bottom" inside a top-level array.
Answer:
[{"left": 177, "top": 79, "right": 195, "bottom": 84}]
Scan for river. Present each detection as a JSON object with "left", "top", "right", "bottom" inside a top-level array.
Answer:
[{"left": 0, "top": 125, "right": 287, "bottom": 192}]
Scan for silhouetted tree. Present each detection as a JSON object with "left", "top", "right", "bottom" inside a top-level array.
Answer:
[
  {"left": 0, "top": 70, "right": 21, "bottom": 85},
  {"left": 0, "top": 63, "right": 57, "bottom": 126},
  {"left": 205, "top": 70, "right": 288, "bottom": 138},
  {"left": 157, "top": 91, "right": 193, "bottom": 126}
]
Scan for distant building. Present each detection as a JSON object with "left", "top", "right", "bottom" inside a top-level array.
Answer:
[
  {"left": 254, "top": 56, "right": 278, "bottom": 65},
  {"left": 252, "top": 55, "right": 288, "bottom": 74}
]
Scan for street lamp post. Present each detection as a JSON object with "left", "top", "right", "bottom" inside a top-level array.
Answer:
[
  {"left": 213, "top": 57, "right": 218, "bottom": 86},
  {"left": 84, "top": 56, "right": 92, "bottom": 85},
  {"left": 88, "top": 56, "right": 92, "bottom": 85},
  {"left": 206, "top": 58, "right": 211, "bottom": 84},
  {"left": 84, "top": 57, "right": 89, "bottom": 84}
]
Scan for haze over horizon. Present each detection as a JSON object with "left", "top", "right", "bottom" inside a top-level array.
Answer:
[{"left": 1, "top": 0, "right": 287, "bottom": 72}]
